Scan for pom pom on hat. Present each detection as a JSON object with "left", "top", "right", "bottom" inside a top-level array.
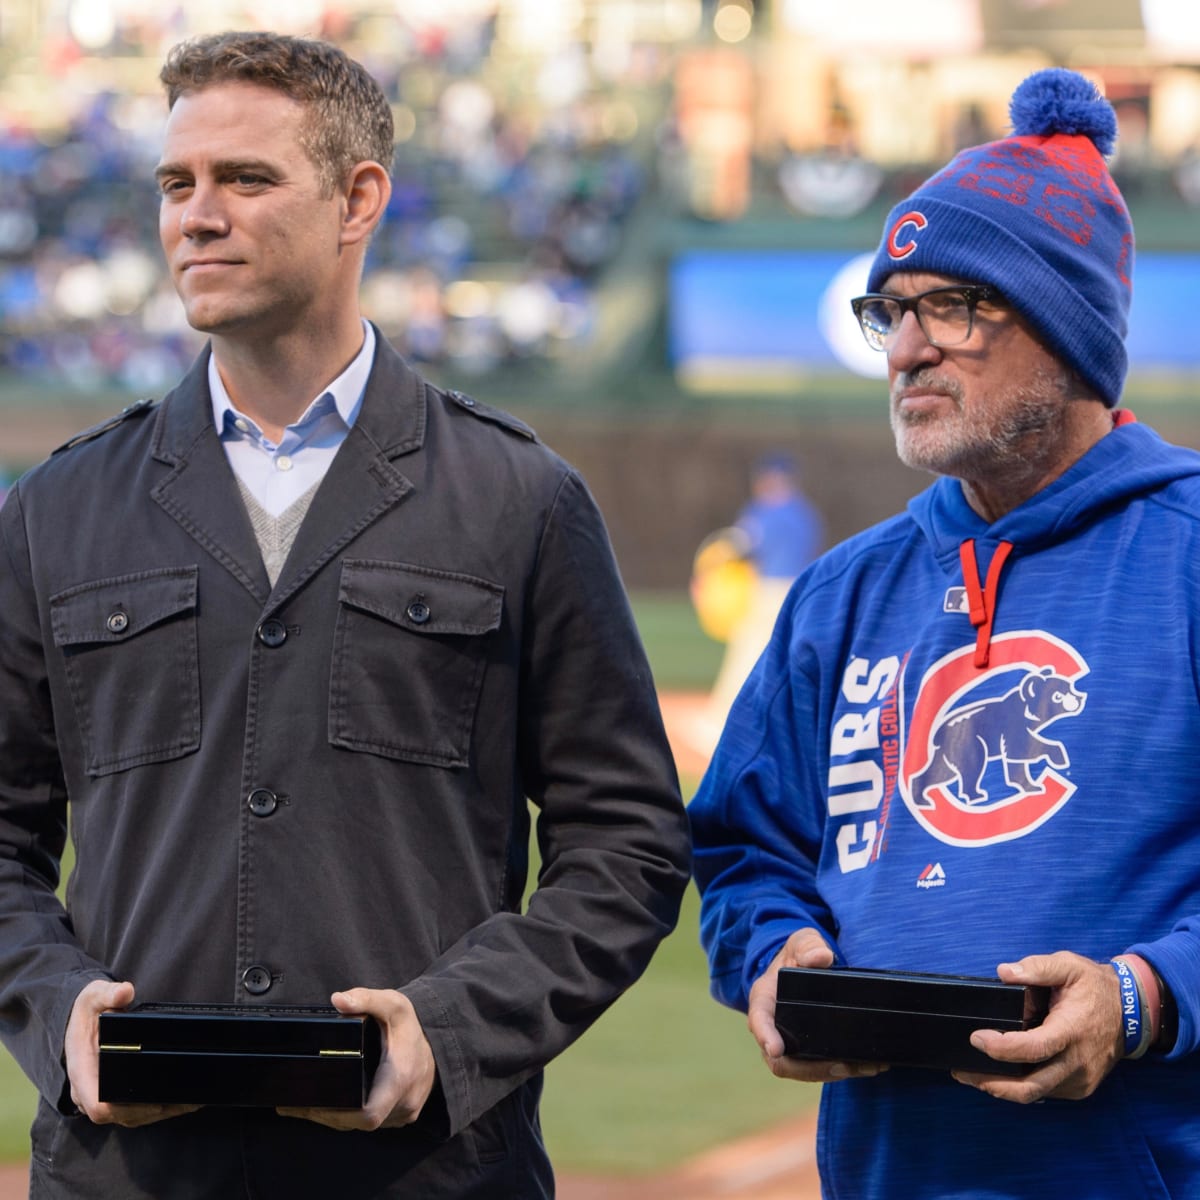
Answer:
[
  {"left": 866, "top": 67, "right": 1133, "bottom": 406},
  {"left": 1009, "top": 68, "right": 1117, "bottom": 155}
]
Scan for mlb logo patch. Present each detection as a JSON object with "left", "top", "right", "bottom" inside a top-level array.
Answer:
[{"left": 944, "top": 587, "right": 969, "bottom": 614}]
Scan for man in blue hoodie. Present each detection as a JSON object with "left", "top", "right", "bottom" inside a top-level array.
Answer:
[{"left": 691, "top": 68, "right": 1199, "bottom": 1197}]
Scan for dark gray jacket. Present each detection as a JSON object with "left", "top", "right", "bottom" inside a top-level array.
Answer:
[{"left": 0, "top": 337, "right": 690, "bottom": 1198}]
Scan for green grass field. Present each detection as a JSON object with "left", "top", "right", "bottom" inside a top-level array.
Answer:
[
  {"left": 539, "top": 880, "right": 820, "bottom": 1175},
  {"left": 627, "top": 589, "right": 725, "bottom": 694},
  {"left": 0, "top": 1053, "right": 34, "bottom": 1162},
  {"left": 0, "top": 591, "right": 818, "bottom": 1171}
]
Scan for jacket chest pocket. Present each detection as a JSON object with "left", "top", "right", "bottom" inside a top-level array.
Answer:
[
  {"left": 49, "top": 567, "right": 200, "bottom": 777},
  {"left": 331, "top": 560, "right": 504, "bottom": 768}
]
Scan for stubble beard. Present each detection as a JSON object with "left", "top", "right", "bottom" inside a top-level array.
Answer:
[{"left": 889, "top": 363, "right": 1072, "bottom": 483}]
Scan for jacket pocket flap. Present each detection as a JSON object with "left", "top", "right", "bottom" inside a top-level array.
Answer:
[
  {"left": 50, "top": 567, "right": 199, "bottom": 648},
  {"left": 338, "top": 560, "right": 503, "bottom": 636}
]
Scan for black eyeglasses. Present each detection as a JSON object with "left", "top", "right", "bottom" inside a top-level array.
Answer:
[{"left": 850, "top": 285, "right": 1002, "bottom": 351}]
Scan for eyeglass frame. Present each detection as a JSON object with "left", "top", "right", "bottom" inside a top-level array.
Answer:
[{"left": 849, "top": 284, "right": 1003, "bottom": 352}]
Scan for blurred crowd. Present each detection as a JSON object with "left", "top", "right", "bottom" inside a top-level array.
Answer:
[
  {"left": 4, "top": 5, "right": 1200, "bottom": 402},
  {"left": 0, "top": 9, "right": 652, "bottom": 394}
]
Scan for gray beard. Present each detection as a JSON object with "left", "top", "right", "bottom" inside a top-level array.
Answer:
[{"left": 889, "top": 363, "right": 1073, "bottom": 483}]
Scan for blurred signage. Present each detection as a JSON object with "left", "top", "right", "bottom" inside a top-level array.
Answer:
[
  {"left": 674, "top": 47, "right": 755, "bottom": 220},
  {"left": 979, "top": 0, "right": 1142, "bottom": 42},
  {"left": 778, "top": 0, "right": 1200, "bottom": 62},
  {"left": 780, "top": 0, "right": 983, "bottom": 54},
  {"left": 668, "top": 248, "right": 1200, "bottom": 388}
]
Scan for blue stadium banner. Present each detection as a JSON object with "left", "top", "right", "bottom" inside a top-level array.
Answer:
[{"left": 668, "top": 249, "right": 1200, "bottom": 390}]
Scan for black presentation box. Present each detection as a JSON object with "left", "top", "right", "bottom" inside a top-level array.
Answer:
[
  {"left": 774, "top": 967, "right": 1049, "bottom": 1077},
  {"left": 98, "top": 1003, "right": 381, "bottom": 1108}
]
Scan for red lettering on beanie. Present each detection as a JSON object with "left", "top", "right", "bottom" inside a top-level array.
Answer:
[
  {"left": 887, "top": 210, "right": 928, "bottom": 260},
  {"left": 1036, "top": 183, "right": 1096, "bottom": 247},
  {"left": 1034, "top": 139, "right": 1124, "bottom": 210},
  {"left": 1005, "top": 142, "right": 1046, "bottom": 172},
  {"left": 956, "top": 160, "right": 1033, "bottom": 206},
  {"left": 938, "top": 137, "right": 1132, "bottom": 268},
  {"left": 1115, "top": 232, "right": 1133, "bottom": 291}
]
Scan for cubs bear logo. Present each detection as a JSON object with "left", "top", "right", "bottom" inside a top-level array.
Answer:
[{"left": 899, "top": 631, "right": 1088, "bottom": 847}]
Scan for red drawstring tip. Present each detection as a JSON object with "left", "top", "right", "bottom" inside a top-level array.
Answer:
[
  {"left": 958, "top": 538, "right": 1013, "bottom": 670},
  {"left": 973, "top": 636, "right": 990, "bottom": 669}
]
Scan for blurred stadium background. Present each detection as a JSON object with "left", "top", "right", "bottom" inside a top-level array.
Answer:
[
  {"left": 5, "top": 0, "right": 1200, "bottom": 591},
  {"left": 2, "top": 0, "right": 1200, "bottom": 1185}
]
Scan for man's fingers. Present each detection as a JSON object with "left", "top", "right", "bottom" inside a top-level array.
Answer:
[
  {"left": 277, "top": 1106, "right": 369, "bottom": 1131},
  {"left": 955, "top": 952, "right": 1125, "bottom": 1103},
  {"left": 65, "top": 978, "right": 137, "bottom": 1120},
  {"left": 747, "top": 929, "right": 836, "bottom": 1066},
  {"left": 969, "top": 1026, "right": 1062, "bottom": 1064},
  {"left": 747, "top": 999, "right": 785, "bottom": 1059},
  {"left": 94, "top": 1103, "right": 203, "bottom": 1129},
  {"left": 766, "top": 1054, "right": 888, "bottom": 1083},
  {"left": 279, "top": 987, "right": 435, "bottom": 1131}
]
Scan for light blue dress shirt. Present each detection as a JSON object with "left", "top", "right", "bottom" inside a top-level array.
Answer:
[{"left": 210, "top": 322, "right": 375, "bottom": 516}]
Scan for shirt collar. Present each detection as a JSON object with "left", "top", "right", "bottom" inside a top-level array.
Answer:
[{"left": 209, "top": 320, "right": 375, "bottom": 441}]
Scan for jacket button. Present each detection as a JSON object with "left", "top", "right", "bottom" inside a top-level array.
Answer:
[
  {"left": 242, "top": 965, "right": 273, "bottom": 996},
  {"left": 257, "top": 619, "right": 288, "bottom": 647},
  {"left": 406, "top": 599, "right": 431, "bottom": 624},
  {"left": 106, "top": 610, "right": 129, "bottom": 634},
  {"left": 247, "top": 788, "right": 278, "bottom": 818}
]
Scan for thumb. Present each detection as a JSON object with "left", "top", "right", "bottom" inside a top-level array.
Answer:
[
  {"left": 782, "top": 932, "right": 834, "bottom": 970},
  {"left": 751, "top": 1006, "right": 787, "bottom": 1061},
  {"left": 101, "top": 980, "right": 136, "bottom": 1011},
  {"left": 330, "top": 988, "right": 369, "bottom": 1014}
]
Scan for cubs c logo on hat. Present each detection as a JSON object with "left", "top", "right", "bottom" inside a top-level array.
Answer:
[
  {"left": 886, "top": 210, "right": 928, "bottom": 260},
  {"left": 899, "top": 631, "right": 1088, "bottom": 847}
]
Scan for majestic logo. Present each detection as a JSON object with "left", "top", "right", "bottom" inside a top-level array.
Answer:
[
  {"left": 886, "top": 210, "right": 928, "bottom": 260},
  {"left": 917, "top": 862, "right": 946, "bottom": 889},
  {"left": 900, "top": 632, "right": 1088, "bottom": 848}
]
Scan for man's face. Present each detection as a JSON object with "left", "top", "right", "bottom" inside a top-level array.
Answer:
[
  {"left": 882, "top": 271, "right": 1074, "bottom": 486},
  {"left": 156, "top": 82, "right": 345, "bottom": 341}
]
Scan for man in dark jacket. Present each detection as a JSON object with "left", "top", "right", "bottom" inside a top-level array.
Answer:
[{"left": 0, "top": 31, "right": 690, "bottom": 1199}]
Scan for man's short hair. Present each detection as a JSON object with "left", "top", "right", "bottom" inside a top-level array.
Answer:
[{"left": 160, "top": 31, "right": 395, "bottom": 197}]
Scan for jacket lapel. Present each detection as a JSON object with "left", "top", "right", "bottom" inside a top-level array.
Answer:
[
  {"left": 146, "top": 335, "right": 425, "bottom": 613},
  {"left": 253, "top": 334, "right": 424, "bottom": 611},
  {"left": 149, "top": 350, "right": 273, "bottom": 604}
]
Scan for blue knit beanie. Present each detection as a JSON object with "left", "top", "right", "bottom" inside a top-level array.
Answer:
[{"left": 866, "top": 69, "right": 1133, "bottom": 406}]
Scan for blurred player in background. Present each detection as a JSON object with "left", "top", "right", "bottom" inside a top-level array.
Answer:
[{"left": 690, "top": 452, "right": 823, "bottom": 756}]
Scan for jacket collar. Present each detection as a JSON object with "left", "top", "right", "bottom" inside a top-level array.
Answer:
[
  {"left": 150, "top": 327, "right": 427, "bottom": 466},
  {"left": 147, "top": 327, "right": 425, "bottom": 610}
]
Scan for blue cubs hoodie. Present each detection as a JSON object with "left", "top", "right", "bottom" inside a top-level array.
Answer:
[{"left": 690, "top": 418, "right": 1200, "bottom": 1198}]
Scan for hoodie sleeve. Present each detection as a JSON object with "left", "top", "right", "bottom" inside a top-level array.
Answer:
[
  {"left": 689, "top": 584, "right": 839, "bottom": 1011},
  {"left": 1126, "top": 914, "right": 1200, "bottom": 1060},
  {"left": 1121, "top": 496, "right": 1200, "bottom": 1061}
]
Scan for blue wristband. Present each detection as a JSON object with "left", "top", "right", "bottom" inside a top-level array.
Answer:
[{"left": 1111, "top": 958, "right": 1150, "bottom": 1058}]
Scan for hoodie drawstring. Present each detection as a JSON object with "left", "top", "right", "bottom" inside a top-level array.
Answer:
[{"left": 959, "top": 539, "right": 1014, "bottom": 668}]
